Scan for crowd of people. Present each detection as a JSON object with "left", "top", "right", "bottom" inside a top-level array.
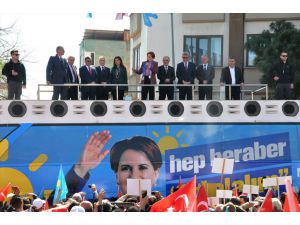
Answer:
[
  {"left": 1, "top": 47, "right": 295, "bottom": 101},
  {"left": 1, "top": 183, "right": 298, "bottom": 212}
]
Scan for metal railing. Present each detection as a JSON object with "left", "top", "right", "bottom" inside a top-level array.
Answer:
[{"left": 37, "top": 83, "right": 268, "bottom": 101}]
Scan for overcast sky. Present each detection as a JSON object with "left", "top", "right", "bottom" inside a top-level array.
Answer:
[{"left": 0, "top": 12, "right": 129, "bottom": 99}]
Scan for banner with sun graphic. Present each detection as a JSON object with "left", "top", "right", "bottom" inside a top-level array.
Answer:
[{"left": 1, "top": 124, "right": 300, "bottom": 199}]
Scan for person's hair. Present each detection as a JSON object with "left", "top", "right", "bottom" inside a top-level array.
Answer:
[
  {"left": 163, "top": 56, "right": 170, "bottom": 61},
  {"left": 99, "top": 56, "right": 105, "bottom": 60},
  {"left": 56, "top": 46, "right": 64, "bottom": 53},
  {"left": 68, "top": 56, "right": 75, "bottom": 60},
  {"left": 113, "top": 56, "right": 125, "bottom": 68},
  {"left": 85, "top": 56, "right": 91, "bottom": 61},
  {"left": 110, "top": 136, "right": 162, "bottom": 173},
  {"left": 239, "top": 195, "right": 249, "bottom": 203},
  {"left": 280, "top": 192, "right": 286, "bottom": 206},
  {"left": 10, "top": 50, "right": 18, "bottom": 55},
  {"left": 228, "top": 57, "right": 236, "bottom": 61},
  {"left": 230, "top": 197, "right": 241, "bottom": 206},
  {"left": 80, "top": 201, "right": 93, "bottom": 212},
  {"left": 127, "top": 206, "right": 141, "bottom": 212},
  {"left": 10, "top": 195, "right": 23, "bottom": 210},
  {"left": 182, "top": 52, "right": 189, "bottom": 57},
  {"left": 147, "top": 51, "right": 155, "bottom": 59},
  {"left": 280, "top": 50, "right": 288, "bottom": 55}
]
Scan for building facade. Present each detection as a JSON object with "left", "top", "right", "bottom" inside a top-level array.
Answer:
[
  {"left": 79, "top": 29, "right": 130, "bottom": 75},
  {"left": 129, "top": 13, "right": 300, "bottom": 99}
]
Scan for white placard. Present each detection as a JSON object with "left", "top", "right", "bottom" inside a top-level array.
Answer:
[
  {"left": 263, "top": 176, "right": 292, "bottom": 187},
  {"left": 211, "top": 158, "right": 234, "bottom": 174},
  {"left": 242, "top": 184, "right": 259, "bottom": 195},
  {"left": 216, "top": 190, "right": 232, "bottom": 198},
  {"left": 127, "top": 179, "right": 151, "bottom": 197},
  {"left": 208, "top": 197, "right": 220, "bottom": 206}
]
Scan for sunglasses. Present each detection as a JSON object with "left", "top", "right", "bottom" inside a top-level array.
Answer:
[
  {"left": 281, "top": 55, "right": 288, "bottom": 57},
  {"left": 13, "top": 53, "right": 20, "bottom": 56}
]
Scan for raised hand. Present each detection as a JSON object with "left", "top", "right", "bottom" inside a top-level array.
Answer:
[{"left": 74, "top": 130, "right": 112, "bottom": 178}]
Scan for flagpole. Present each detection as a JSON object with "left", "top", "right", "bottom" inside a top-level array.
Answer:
[{"left": 170, "top": 13, "right": 176, "bottom": 100}]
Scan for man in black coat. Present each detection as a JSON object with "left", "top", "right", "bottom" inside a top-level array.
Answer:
[
  {"left": 269, "top": 51, "right": 294, "bottom": 100},
  {"left": 2, "top": 50, "right": 26, "bottom": 100},
  {"left": 95, "top": 56, "right": 111, "bottom": 100},
  {"left": 46, "top": 46, "right": 70, "bottom": 100},
  {"left": 176, "top": 52, "right": 196, "bottom": 100},
  {"left": 67, "top": 56, "right": 80, "bottom": 100},
  {"left": 220, "top": 58, "right": 244, "bottom": 100},
  {"left": 196, "top": 55, "right": 215, "bottom": 100},
  {"left": 79, "top": 57, "right": 97, "bottom": 100},
  {"left": 157, "top": 56, "right": 175, "bottom": 100}
]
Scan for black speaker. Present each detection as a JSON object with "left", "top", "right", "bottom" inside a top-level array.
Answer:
[
  {"left": 130, "top": 101, "right": 146, "bottom": 117},
  {"left": 244, "top": 101, "right": 261, "bottom": 117},
  {"left": 206, "top": 101, "right": 223, "bottom": 117},
  {"left": 168, "top": 101, "right": 184, "bottom": 117},
  {"left": 282, "top": 101, "right": 299, "bottom": 117},
  {"left": 8, "top": 101, "right": 27, "bottom": 117},
  {"left": 50, "top": 101, "right": 68, "bottom": 117},
  {"left": 90, "top": 101, "right": 107, "bottom": 117}
]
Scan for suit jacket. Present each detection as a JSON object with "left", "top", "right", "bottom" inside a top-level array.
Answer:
[
  {"left": 46, "top": 55, "right": 69, "bottom": 84},
  {"left": 157, "top": 65, "right": 175, "bottom": 84},
  {"left": 196, "top": 64, "right": 215, "bottom": 84},
  {"left": 110, "top": 66, "right": 128, "bottom": 90},
  {"left": 220, "top": 66, "right": 244, "bottom": 84},
  {"left": 79, "top": 66, "right": 97, "bottom": 93},
  {"left": 136, "top": 61, "right": 158, "bottom": 84},
  {"left": 95, "top": 66, "right": 111, "bottom": 84},
  {"left": 176, "top": 62, "right": 196, "bottom": 84},
  {"left": 67, "top": 64, "right": 79, "bottom": 84}
]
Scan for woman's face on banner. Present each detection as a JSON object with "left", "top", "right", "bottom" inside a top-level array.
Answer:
[{"left": 116, "top": 149, "right": 160, "bottom": 194}]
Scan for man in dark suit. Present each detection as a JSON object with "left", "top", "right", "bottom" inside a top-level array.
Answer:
[
  {"left": 220, "top": 58, "right": 244, "bottom": 100},
  {"left": 176, "top": 52, "right": 196, "bottom": 100},
  {"left": 46, "top": 46, "right": 70, "bottom": 100},
  {"left": 157, "top": 56, "right": 175, "bottom": 100},
  {"left": 79, "top": 57, "right": 97, "bottom": 100},
  {"left": 67, "top": 56, "right": 79, "bottom": 100},
  {"left": 196, "top": 55, "right": 215, "bottom": 100},
  {"left": 95, "top": 56, "right": 111, "bottom": 100}
]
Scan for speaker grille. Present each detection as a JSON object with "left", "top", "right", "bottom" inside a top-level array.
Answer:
[
  {"left": 206, "top": 101, "right": 223, "bottom": 117},
  {"left": 168, "top": 101, "right": 184, "bottom": 117},
  {"left": 130, "top": 101, "right": 146, "bottom": 117},
  {"left": 50, "top": 101, "right": 68, "bottom": 117},
  {"left": 8, "top": 101, "right": 27, "bottom": 117},
  {"left": 90, "top": 101, "right": 107, "bottom": 117}
]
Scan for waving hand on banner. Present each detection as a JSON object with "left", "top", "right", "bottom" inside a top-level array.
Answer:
[{"left": 74, "top": 130, "right": 112, "bottom": 178}]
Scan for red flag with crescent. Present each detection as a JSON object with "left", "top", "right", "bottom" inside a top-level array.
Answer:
[
  {"left": 283, "top": 179, "right": 300, "bottom": 212},
  {"left": 0, "top": 182, "right": 11, "bottom": 202},
  {"left": 196, "top": 184, "right": 209, "bottom": 212},
  {"left": 150, "top": 176, "right": 196, "bottom": 212}
]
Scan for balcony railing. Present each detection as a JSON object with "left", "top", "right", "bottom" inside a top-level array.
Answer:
[{"left": 37, "top": 83, "right": 268, "bottom": 101}]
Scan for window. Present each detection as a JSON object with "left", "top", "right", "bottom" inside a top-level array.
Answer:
[
  {"left": 133, "top": 44, "right": 141, "bottom": 70},
  {"left": 246, "top": 34, "right": 258, "bottom": 67},
  {"left": 184, "top": 36, "right": 223, "bottom": 66}
]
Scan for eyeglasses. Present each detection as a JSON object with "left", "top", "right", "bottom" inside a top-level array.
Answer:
[
  {"left": 281, "top": 55, "right": 288, "bottom": 57},
  {"left": 86, "top": 60, "right": 91, "bottom": 62},
  {"left": 13, "top": 53, "right": 20, "bottom": 56}
]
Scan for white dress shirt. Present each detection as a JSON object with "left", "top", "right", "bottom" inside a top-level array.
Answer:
[{"left": 229, "top": 67, "right": 236, "bottom": 84}]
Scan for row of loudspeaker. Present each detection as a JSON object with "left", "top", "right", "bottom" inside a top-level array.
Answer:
[{"left": 7, "top": 100, "right": 300, "bottom": 118}]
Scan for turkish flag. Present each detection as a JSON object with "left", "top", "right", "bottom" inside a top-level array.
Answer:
[
  {"left": 232, "top": 185, "right": 238, "bottom": 197},
  {"left": 44, "top": 200, "right": 49, "bottom": 211},
  {"left": 196, "top": 184, "right": 209, "bottom": 212},
  {"left": 259, "top": 188, "right": 273, "bottom": 212},
  {"left": 0, "top": 182, "right": 11, "bottom": 202},
  {"left": 47, "top": 204, "right": 69, "bottom": 212},
  {"left": 283, "top": 179, "right": 300, "bottom": 212},
  {"left": 150, "top": 176, "right": 196, "bottom": 212}
]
